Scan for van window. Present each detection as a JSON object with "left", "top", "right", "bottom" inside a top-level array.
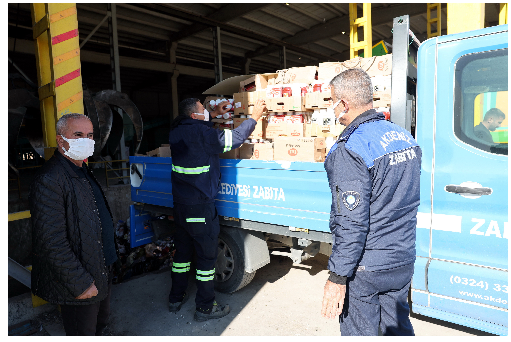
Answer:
[{"left": 454, "top": 49, "right": 508, "bottom": 155}]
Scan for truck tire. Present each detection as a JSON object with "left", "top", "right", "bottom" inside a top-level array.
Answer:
[{"left": 214, "top": 229, "right": 256, "bottom": 293}]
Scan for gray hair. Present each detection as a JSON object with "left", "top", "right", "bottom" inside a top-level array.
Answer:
[
  {"left": 329, "top": 68, "right": 373, "bottom": 109},
  {"left": 56, "top": 113, "right": 92, "bottom": 135}
]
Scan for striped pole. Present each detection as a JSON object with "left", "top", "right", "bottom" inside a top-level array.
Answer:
[{"left": 31, "top": 3, "right": 84, "bottom": 160}]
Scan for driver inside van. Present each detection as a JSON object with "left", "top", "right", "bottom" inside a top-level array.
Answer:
[{"left": 474, "top": 108, "right": 506, "bottom": 144}]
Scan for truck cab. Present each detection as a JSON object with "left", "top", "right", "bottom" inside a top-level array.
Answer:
[{"left": 412, "top": 23, "right": 508, "bottom": 335}]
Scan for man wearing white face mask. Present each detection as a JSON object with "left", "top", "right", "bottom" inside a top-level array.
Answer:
[
  {"left": 321, "top": 69, "right": 421, "bottom": 336},
  {"left": 168, "top": 97, "right": 266, "bottom": 322},
  {"left": 29, "top": 113, "right": 118, "bottom": 335}
]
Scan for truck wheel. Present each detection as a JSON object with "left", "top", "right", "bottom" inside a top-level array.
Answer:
[{"left": 214, "top": 230, "right": 256, "bottom": 293}]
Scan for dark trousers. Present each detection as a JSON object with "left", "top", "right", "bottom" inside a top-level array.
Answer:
[
  {"left": 60, "top": 265, "right": 113, "bottom": 336},
  {"left": 169, "top": 202, "right": 219, "bottom": 313},
  {"left": 339, "top": 262, "right": 415, "bottom": 336}
]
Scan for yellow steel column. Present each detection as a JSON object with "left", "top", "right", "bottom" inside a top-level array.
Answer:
[
  {"left": 31, "top": 3, "right": 84, "bottom": 160},
  {"left": 349, "top": 3, "right": 372, "bottom": 59},
  {"left": 447, "top": 3, "right": 485, "bottom": 35},
  {"left": 427, "top": 3, "right": 441, "bottom": 38},
  {"left": 500, "top": 3, "right": 508, "bottom": 25}
]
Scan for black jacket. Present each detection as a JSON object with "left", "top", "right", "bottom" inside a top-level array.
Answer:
[
  {"left": 29, "top": 150, "right": 112, "bottom": 305},
  {"left": 169, "top": 118, "right": 256, "bottom": 205}
]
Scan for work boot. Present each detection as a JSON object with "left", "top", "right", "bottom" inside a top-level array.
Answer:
[
  {"left": 193, "top": 301, "right": 230, "bottom": 322},
  {"left": 169, "top": 292, "right": 189, "bottom": 313}
]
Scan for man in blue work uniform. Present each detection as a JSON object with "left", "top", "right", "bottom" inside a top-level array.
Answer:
[
  {"left": 321, "top": 68, "right": 421, "bottom": 336},
  {"left": 168, "top": 97, "right": 266, "bottom": 322}
]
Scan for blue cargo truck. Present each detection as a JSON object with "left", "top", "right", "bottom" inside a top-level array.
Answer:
[{"left": 130, "top": 16, "right": 508, "bottom": 335}]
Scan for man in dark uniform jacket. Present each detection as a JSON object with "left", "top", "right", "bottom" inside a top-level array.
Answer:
[
  {"left": 474, "top": 108, "right": 506, "bottom": 144},
  {"left": 30, "top": 114, "right": 118, "bottom": 335},
  {"left": 168, "top": 97, "right": 266, "bottom": 322},
  {"left": 321, "top": 69, "right": 421, "bottom": 336}
]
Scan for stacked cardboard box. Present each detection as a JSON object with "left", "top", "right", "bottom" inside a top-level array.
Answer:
[
  {"left": 146, "top": 144, "right": 171, "bottom": 158},
  {"left": 273, "top": 137, "right": 326, "bottom": 163},
  {"left": 239, "top": 143, "right": 274, "bottom": 160},
  {"left": 214, "top": 54, "right": 393, "bottom": 163}
]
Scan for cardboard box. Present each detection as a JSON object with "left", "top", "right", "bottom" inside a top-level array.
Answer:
[
  {"left": 317, "top": 55, "right": 392, "bottom": 81},
  {"left": 245, "top": 90, "right": 266, "bottom": 106},
  {"left": 360, "top": 54, "right": 392, "bottom": 77},
  {"left": 304, "top": 91, "right": 334, "bottom": 109},
  {"left": 147, "top": 146, "right": 171, "bottom": 158},
  {"left": 371, "top": 75, "right": 392, "bottom": 101},
  {"left": 234, "top": 91, "right": 266, "bottom": 115},
  {"left": 233, "top": 117, "right": 266, "bottom": 139},
  {"left": 219, "top": 147, "right": 240, "bottom": 159},
  {"left": 317, "top": 62, "right": 347, "bottom": 82},
  {"left": 233, "top": 92, "right": 244, "bottom": 107},
  {"left": 305, "top": 123, "right": 344, "bottom": 138},
  {"left": 266, "top": 96, "right": 307, "bottom": 112},
  {"left": 239, "top": 143, "right": 274, "bottom": 160},
  {"left": 373, "top": 99, "right": 391, "bottom": 108},
  {"left": 266, "top": 85, "right": 283, "bottom": 98},
  {"left": 265, "top": 122, "right": 305, "bottom": 138},
  {"left": 240, "top": 73, "right": 278, "bottom": 92},
  {"left": 285, "top": 66, "right": 318, "bottom": 84},
  {"left": 273, "top": 137, "right": 326, "bottom": 162}
]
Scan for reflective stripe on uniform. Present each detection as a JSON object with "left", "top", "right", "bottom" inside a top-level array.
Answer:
[
  {"left": 172, "top": 164, "right": 210, "bottom": 174},
  {"left": 196, "top": 269, "right": 215, "bottom": 281},
  {"left": 223, "top": 129, "right": 232, "bottom": 153},
  {"left": 186, "top": 218, "right": 206, "bottom": 223},
  {"left": 172, "top": 262, "right": 191, "bottom": 273}
]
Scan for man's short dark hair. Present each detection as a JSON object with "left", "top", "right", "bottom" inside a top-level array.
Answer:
[
  {"left": 178, "top": 98, "right": 200, "bottom": 117},
  {"left": 329, "top": 68, "right": 373, "bottom": 109},
  {"left": 484, "top": 108, "right": 506, "bottom": 121}
]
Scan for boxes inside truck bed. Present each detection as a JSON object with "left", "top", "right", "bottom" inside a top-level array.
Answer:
[
  {"left": 317, "top": 54, "right": 393, "bottom": 81},
  {"left": 233, "top": 117, "right": 266, "bottom": 139},
  {"left": 273, "top": 137, "right": 326, "bottom": 162},
  {"left": 239, "top": 143, "right": 274, "bottom": 160},
  {"left": 240, "top": 73, "right": 278, "bottom": 92},
  {"left": 265, "top": 122, "right": 305, "bottom": 138}
]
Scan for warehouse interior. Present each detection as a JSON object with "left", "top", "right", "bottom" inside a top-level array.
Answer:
[
  {"left": 8, "top": 3, "right": 503, "bottom": 156},
  {"left": 7, "top": 2, "right": 505, "bottom": 293}
]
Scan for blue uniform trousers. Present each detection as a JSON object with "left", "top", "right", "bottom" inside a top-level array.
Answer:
[
  {"left": 339, "top": 262, "right": 415, "bottom": 336},
  {"left": 168, "top": 202, "right": 220, "bottom": 313}
]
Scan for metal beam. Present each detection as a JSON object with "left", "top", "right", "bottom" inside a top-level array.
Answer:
[
  {"left": 247, "top": 3, "right": 440, "bottom": 60},
  {"left": 286, "top": 3, "right": 324, "bottom": 23},
  {"left": 79, "top": 12, "right": 110, "bottom": 49},
  {"left": 8, "top": 257, "right": 31, "bottom": 288},
  {"left": 108, "top": 3, "right": 128, "bottom": 181},
  {"left": 279, "top": 46, "right": 286, "bottom": 69},
  {"left": 259, "top": 8, "right": 311, "bottom": 30},
  {"left": 168, "top": 3, "right": 269, "bottom": 43},
  {"left": 447, "top": 3, "right": 485, "bottom": 35},
  {"left": 213, "top": 26, "right": 223, "bottom": 84},
  {"left": 5, "top": 38, "right": 238, "bottom": 78},
  {"left": 133, "top": 3, "right": 335, "bottom": 62}
]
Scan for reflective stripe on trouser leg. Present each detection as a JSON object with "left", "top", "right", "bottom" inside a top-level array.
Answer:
[
  {"left": 172, "top": 262, "right": 191, "bottom": 273},
  {"left": 196, "top": 269, "right": 215, "bottom": 281}
]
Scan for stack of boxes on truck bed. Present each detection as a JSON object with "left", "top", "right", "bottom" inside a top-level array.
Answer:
[{"left": 218, "top": 54, "right": 393, "bottom": 162}]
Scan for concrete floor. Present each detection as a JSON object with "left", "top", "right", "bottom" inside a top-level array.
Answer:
[{"left": 10, "top": 252, "right": 495, "bottom": 336}]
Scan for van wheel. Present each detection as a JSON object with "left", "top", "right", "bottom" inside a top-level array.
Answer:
[{"left": 214, "top": 230, "right": 256, "bottom": 293}]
